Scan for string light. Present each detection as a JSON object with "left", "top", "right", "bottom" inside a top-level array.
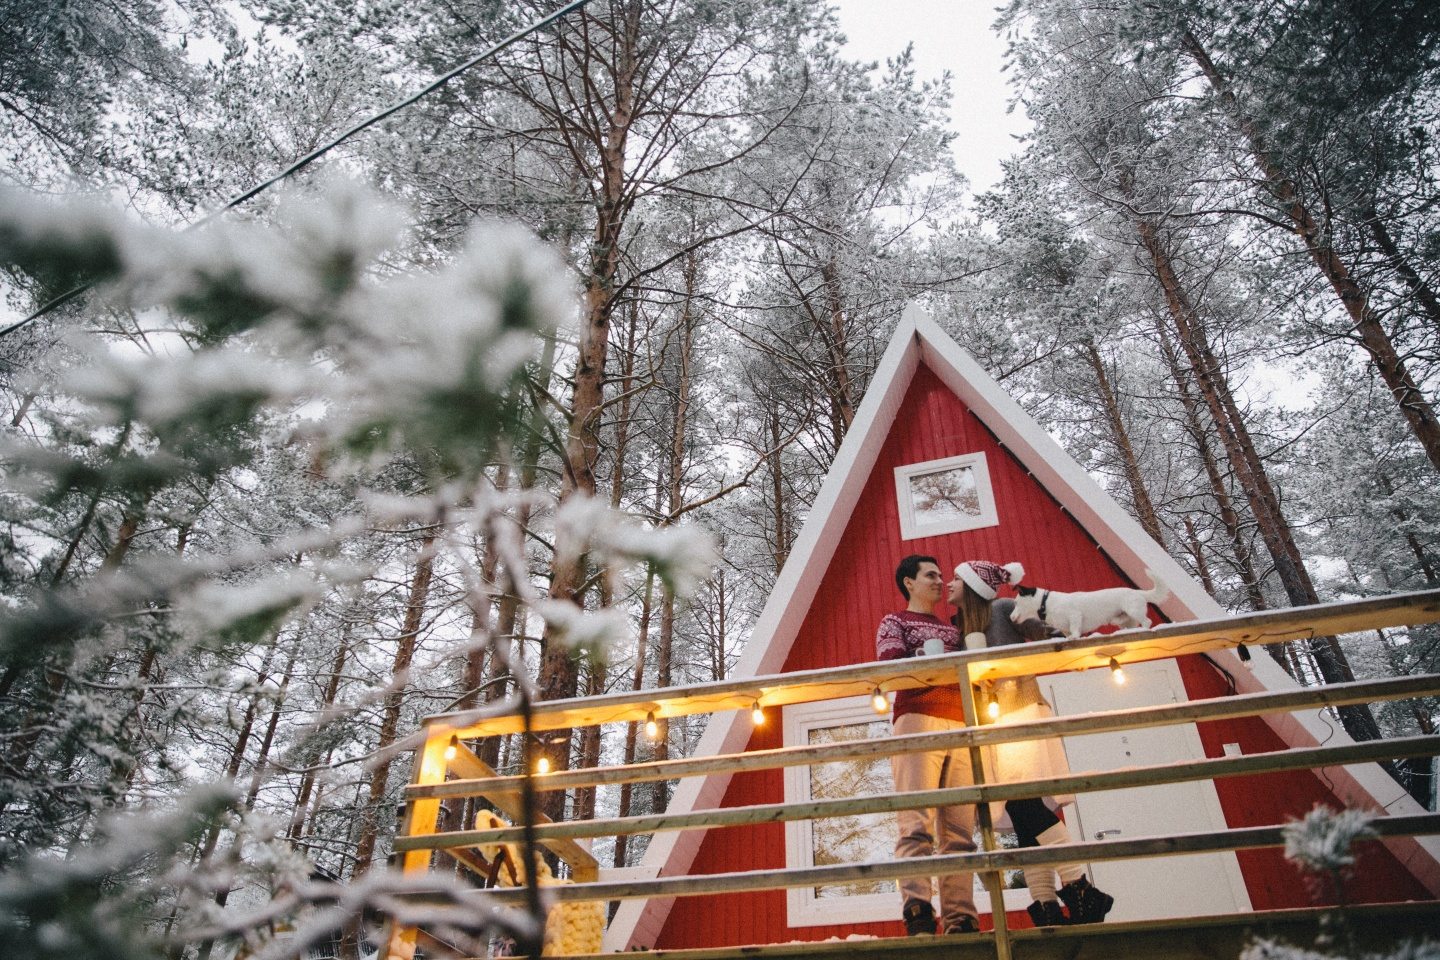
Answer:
[
  {"left": 751, "top": 701, "right": 765, "bottom": 725},
  {"left": 444, "top": 734, "right": 459, "bottom": 761},
  {"left": 1237, "top": 643, "right": 1252, "bottom": 662},
  {"left": 987, "top": 699, "right": 1000, "bottom": 720},
  {"left": 1109, "top": 657, "right": 1126, "bottom": 685},
  {"left": 871, "top": 688, "right": 888, "bottom": 713},
  {"left": 535, "top": 755, "right": 551, "bottom": 775},
  {"left": 645, "top": 711, "right": 659, "bottom": 739}
]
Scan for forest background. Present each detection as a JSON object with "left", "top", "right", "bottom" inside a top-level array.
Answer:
[{"left": 0, "top": 0, "right": 1437, "bottom": 957}]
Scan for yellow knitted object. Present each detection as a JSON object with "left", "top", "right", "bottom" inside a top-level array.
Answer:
[{"left": 474, "top": 811, "right": 605, "bottom": 956}]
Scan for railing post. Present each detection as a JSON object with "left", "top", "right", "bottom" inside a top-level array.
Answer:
[
  {"left": 959, "top": 667, "right": 1012, "bottom": 960},
  {"left": 381, "top": 725, "right": 452, "bottom": 960}
]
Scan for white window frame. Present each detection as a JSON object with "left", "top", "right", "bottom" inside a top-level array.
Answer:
[
  {"left": 782, "top": 696, "right": 1027, "bottom": 928},
  {"left": 894, "top": 452, "right": 1000, "bottom": 541}
]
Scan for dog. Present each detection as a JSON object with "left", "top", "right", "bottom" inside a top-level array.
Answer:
[{"left": 1009, "top": 571, "right": 1168, "bottom": 639}]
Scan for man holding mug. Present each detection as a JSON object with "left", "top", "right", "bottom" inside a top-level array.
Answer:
[{"left": 875, "top": 555, "right": 979, "bottom": 936}]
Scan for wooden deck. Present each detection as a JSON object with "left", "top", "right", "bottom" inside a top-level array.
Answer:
[
  {"left": 417, "top": 904, "right": 1440, "bottom": 958},
  {"left": 383, "top": 589, "right": 1440, "bottom": 959},
  {"left": 544, "top": 903, "right": 1439, "bottom": 959}
]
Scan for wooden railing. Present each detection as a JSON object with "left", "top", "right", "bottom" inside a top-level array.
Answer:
[{"left": 383, "top": 588, "right": 1440, "bottom": 959}]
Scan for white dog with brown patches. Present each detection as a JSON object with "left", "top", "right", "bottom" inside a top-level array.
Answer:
[{"left": 1009, "top": 572, "right": 1169, "bottom": 639}]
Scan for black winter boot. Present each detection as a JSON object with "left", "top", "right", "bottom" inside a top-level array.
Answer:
[
  {"left": 1058, "top": 875, "right": 1114, "bottom": 924},
  {"left": 1026, "top": 899, "right": 1068, "bottom": 927},
  {"left": 902, "top": 898, "right": 937, "bottom": 936}
]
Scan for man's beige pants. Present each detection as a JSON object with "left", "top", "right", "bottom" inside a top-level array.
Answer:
[{"left": 890, "top": 712, "right": 978, "bottom": 930}]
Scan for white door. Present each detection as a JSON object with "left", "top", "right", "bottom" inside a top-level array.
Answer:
[{"left": 1041, "top": 659, "right": 1251, "bottom": 920}]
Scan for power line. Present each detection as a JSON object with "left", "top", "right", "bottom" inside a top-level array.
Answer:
[{"left": 0, "top": 0, "right": 591, "bottom": 341}]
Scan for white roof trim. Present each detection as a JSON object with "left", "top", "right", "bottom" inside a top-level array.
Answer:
[{"left": 606, "top": 307, "right": 1438, "bottom": 950}]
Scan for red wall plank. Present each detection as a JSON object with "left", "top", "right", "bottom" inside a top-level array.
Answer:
[{"left": 1177, "top": 657, "right": 1431, "bottom": 907}]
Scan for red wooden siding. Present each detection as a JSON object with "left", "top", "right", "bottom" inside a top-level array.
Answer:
[
  {"left": 650, "top": 362, "right": 1424, "bottom": 950},
  {"left": 1178, "top": 658, "right": 1431, "bottom": 907}
]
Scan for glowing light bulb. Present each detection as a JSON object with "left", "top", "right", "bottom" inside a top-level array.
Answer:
[
  {"left": 871, "top": 688, "right": 888, "bottom": 713},
  {"left": 751, "top": 701, "right": 765, "bottom": 725},
  {"left": 444, "top": 734, "right": 458, "bottom": 762},
  {"left": 535, "top": 755, "right": 551, "bottom": 775},
  {"left": 1109, "top": 657, "right": 1126, "bottom": 685},
  {"left": 987, "top": 699, "right": 1000, "bottom": 720},
  {"left": 645, "top": 711, "right": 658, "bottom": 739}
]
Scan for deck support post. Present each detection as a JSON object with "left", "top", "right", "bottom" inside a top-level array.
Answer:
[
  {"left": 381, "top": 725, "right": 453, "bottom": 960},
  {"left": 959, "top": 668, "right": 1012, "bottom": 960}
]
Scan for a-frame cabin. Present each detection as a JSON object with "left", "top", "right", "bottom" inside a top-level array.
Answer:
[{"left": 604, "top": 306, "right": 1440, "bottom": 952}]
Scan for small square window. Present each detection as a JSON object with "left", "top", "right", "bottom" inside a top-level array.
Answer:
[{"left": 894, "top": 453, "right": 999, "bottom": 540}]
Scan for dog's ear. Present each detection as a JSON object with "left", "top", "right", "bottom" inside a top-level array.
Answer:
[{"left": 1017, "top": 586, "right": 1037, "bottom": 597}]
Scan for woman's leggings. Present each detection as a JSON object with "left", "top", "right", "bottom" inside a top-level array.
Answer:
[
  {"left": 1006, "top": 796, "right": 1060, "bottom": 847},
  {"left": 1005, "top": 796, "right": 1083, "bottom": 897}
]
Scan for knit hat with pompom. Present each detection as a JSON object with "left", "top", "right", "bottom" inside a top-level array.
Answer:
[{"left": 954, "top": 561, "right": 1025, "bottom": 600}]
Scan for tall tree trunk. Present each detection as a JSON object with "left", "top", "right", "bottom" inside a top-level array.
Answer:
[
  {"left": 195, "top": 639, "right": 303, "bottom": 960},
  {"left": 1374, "top": 473, "right": 1439, "bottom": 586},
  {"left": 117, "top": 512, "right": 191, "bottom": 801},
  {"left": 1162, "top": 321, "right": 1305, "bottom": 687},
  {"left": 1183, "top": 30, "right": 1440, "bottom": 474},
  {"left": 460, "top": 523, "right": 501, "bottom": 717},
  {"left": 242, "top": 642, "right": 297, "bottom": 811},
  {"left": 1, "top": 495, "right": 148, "bottom": 785},
  {"left": 766, "top": 402, "right": 790, "bottom": 573},
  {"left": 1183, "top": 516, "right": 1216, "bottom": 596},
  {"left": 190, "top": 636, "right": 283, "bottom": 892},
  {"left": 1140, "top": 221, "right": 1314, "bottom": 602},
  {"left": 48, "top": 423, "right": 133, "bottom": 588},
  {"left": 573, "top": 662, "right": 606, "bottom": 828},
  {"left": 461, "top": 326, "right": 560, "bottom": 719},
  {"left": 299, "top": 745, "right": 337, "bottom": 845},
  {"left": 817, "top": 258, "right": 857, "bottom": 444},
  {"left": 9, "top": 390, "right": 34, "bottom": 427},
  {"left": 352, "top": 535, "right": 436, "bottom": 877},
  {"left": 290, "top": 625, "right": 351, "bottom": 840},
  {"left": 118, "top": 642, "right": 160, "bottom": 797},
  {"left": 535, "top": 17, "right": 640, "bottom": 817},
  {"left": 1154, "top": 321, "right": 1273, "bottom": 616},
  {"left": 650, "top": 258, "right": 698, "bottom": 810},
  {"left": 612, "top": 567, "right": 656, "bottom": 872},
  {"left": 1364, "top": 210, "right": 1440, "bottom": 335},
  {"left": 1138, "top": 220, "right": 1380, "bottom": 740},
  {"left": 573, "top": 303, "right": 646, "bottom": 827},
  {"left": 475, "top": 335, "right": 558, "bottom": 771},
  {"left": 709, "top": 568, "right": 729, "bottom": 682},
  {"left": 1083, "top": 340, "right": 1166, "bottom": 548},
  {"left": 610, "top": 299, "right": 642, "bottom": 512},
  {"left": 98, "top": 510, "right": 142, "bottom": 574}
]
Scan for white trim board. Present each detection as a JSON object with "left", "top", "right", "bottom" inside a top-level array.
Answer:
[{"left": 603, "top": 306, "right": 1440, "bottom": 951}]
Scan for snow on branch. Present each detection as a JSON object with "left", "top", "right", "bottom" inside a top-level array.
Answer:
[{"left": 1281, "top": 805, "right": 1376, "bottom": 875}]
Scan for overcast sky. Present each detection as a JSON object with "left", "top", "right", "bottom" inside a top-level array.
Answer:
[{"left": 831, "top": 1, "right": 1030, "bottom": 194}]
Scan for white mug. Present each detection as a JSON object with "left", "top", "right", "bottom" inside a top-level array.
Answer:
[
  {"left": 922, "top": 637, "right": 946, "bottom": 656},
  {"left": 964, "top": 631, "right": 987, "bottom": 651}
]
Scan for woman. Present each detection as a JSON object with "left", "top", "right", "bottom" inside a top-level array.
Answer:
[{"left": 949, "top": 560, "right": 1115, "bottom": 926}]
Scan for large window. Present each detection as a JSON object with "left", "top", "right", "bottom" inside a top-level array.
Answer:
[
  {"left": 782, "top": 697, "right": 1028, "bottom": 927},
  {"left": 894, "top": 453, "right": 999, "bottom": 540}
]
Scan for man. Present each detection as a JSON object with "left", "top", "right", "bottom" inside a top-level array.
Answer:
[{"left": 875, "top": 555, "right": 979, "bottom": 936}]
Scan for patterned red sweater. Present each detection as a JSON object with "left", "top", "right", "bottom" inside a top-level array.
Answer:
[{"left": 875, "top": 610, "right": 964, "bottom": 721}]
